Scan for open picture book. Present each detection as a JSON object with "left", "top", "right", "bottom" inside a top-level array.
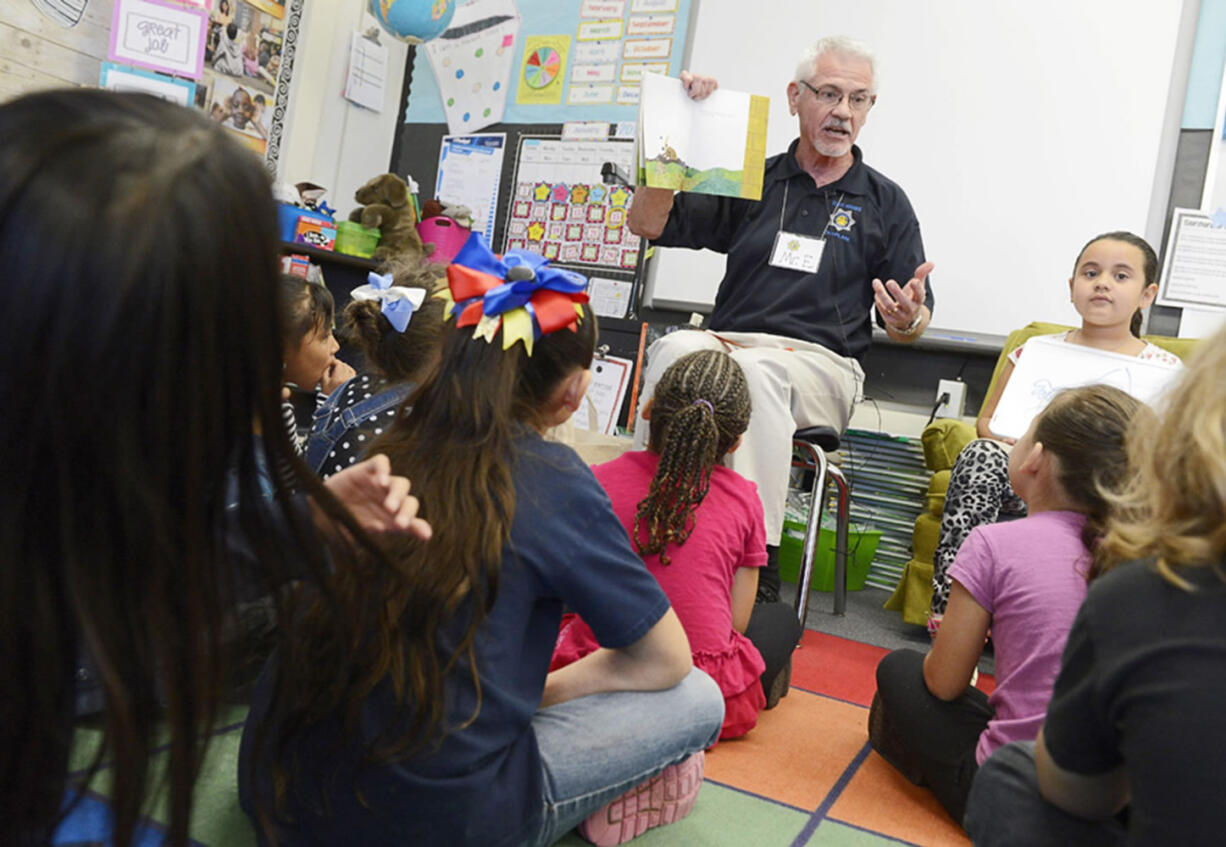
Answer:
[{"left": 636, "top": 74, "right": 769, "bottom": 200}]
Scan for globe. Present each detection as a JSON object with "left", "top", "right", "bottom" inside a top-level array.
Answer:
[{"left": 369, "top": 0, "right": 456, "bottom": 44}]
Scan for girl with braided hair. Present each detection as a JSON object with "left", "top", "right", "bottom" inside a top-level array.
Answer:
[{"left": 553, "top": 349, "right": 803, "bottom": 741}]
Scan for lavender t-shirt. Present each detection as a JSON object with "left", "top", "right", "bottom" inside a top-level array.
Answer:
[{"left": 949, "top": 510, "right": 1090, "bottom": 764}]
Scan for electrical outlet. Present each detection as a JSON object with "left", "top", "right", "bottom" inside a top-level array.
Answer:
[{"left": 935, "top": 378, "right": 967, "bottom": 419}]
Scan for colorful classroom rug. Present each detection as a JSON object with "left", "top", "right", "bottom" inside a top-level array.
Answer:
[{"left": 59, "top": 631, "right": 995, "bottom": 846}]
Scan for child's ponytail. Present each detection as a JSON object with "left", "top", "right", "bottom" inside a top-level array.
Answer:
[
  {"left": 635, "top": 350, "right": 750, "bottom": 564},
  {"left": 1030, "top": 384, "right": 1152, "bottom": 578}
]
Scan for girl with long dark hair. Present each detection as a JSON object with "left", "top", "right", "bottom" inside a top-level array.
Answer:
[{"left": 241, "top": 235, "right": 724, "bottom": 846}]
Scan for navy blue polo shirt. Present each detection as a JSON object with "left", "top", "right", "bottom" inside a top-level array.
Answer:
[{"left": 654, "top": 141, "right": 933, "bottom": 362}]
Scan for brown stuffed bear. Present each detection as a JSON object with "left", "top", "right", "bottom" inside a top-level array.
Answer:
[{"left": 349, "top": 173, "right": 427, "bottom": 263}]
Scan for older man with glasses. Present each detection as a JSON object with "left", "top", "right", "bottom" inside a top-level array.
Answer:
[{"left": 629, "top": 36, "right": 935, "bottom": 607}]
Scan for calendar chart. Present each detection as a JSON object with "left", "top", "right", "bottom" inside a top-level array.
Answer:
[{"left": 504, "top": 137, "right": 641, "bottom": 272}]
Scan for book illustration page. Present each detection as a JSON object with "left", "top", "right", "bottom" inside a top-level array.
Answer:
[{"left": 639, "top": 74, "right": 766, "bottom": 198}]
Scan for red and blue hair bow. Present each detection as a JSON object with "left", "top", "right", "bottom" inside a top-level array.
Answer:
[{"left": 443, "top": 232, "right": 589, "bottom": 354}]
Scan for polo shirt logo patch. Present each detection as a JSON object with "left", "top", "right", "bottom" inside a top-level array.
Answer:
[{"left": 829, "top": 208, "right": 856, "bottom": 232}]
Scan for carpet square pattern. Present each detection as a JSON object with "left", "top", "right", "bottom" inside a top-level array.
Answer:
[{"left": 60, "top": 631, "right": 995, "bottom": 846}]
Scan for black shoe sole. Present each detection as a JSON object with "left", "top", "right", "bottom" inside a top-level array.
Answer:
[
  {"left": 764, "top": 657, "right": 792, "bottom": 710},
  {"left": 867, "top": 692, "right": 926, "bottom": 785}
]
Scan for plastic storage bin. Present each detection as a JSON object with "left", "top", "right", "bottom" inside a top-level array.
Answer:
[
  {"left": 335, "top": 221, "right": 381, "bottom": 258},
  {"left": 277, "top": 202, "right": 334, "bottom": 244},
  {"left": 777, "top": 517, "right": 881, "bottom": 592},
  {"left": 416, "top": 216, "right": 471, "bottom": 264}
]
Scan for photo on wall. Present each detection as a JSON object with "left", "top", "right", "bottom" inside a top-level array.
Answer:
[
  {"left": 200, "top": 0, "right": 286, "bottom": 154},
  {"left": 207, "top": 74, "right": 271, "bottom": 148}
]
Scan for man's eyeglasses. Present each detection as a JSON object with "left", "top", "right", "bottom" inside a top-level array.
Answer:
[{"left": 798, "top": 80, "right": 875, "bottom": 113}]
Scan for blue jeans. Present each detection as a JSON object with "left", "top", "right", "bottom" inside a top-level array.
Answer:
[
  {"left": 526, "top": 667, "right": 724, "bottom": 846},
  {"left": 964, "top": 741, "right": 1126, "bottom": 847}
]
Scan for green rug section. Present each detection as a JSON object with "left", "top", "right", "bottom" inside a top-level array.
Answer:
[
  {"left": 66, "top": 705, "right": 256, "bottom": 847},
  {"left": 555, "top": 781, "right": 810, "bottom": 847},
  {"left": 805, "top": 820, "right": 915, "bottom": 846},
  {"left": 64, "top": 712, "right": 905, "bottom": 847}
]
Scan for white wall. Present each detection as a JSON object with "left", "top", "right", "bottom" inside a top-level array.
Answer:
[
  {"left": 644, "top": 0, "right": 1195, "bottom": 341},
  {"left": 278, "top": 1, "right": 408, "bottom": 219}
]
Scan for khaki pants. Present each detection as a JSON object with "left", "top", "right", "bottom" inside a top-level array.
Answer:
[{"left": 632, "top": 329, "right": 863, "bottom": 545}]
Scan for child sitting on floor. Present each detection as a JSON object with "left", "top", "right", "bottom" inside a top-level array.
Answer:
[
  {"left": 278, "top": 274, "right": 353, "bottom": 451},
  {"left": 0, "top": 88, "right": 426, "bottom": 846},
  {"left": 553, "top": 349, "right": 802, "bottom": 740},
  {"left": 304, "top": 268, "right": 444, "bottom": 478},
  {"left": 965, "top": 323, "right": 1226, "bottom": 846},
  {"left": 928, "top": 231, "right": 1181, "bottom": 635},
  {"left": 869, "top": 384, "right": 1149, "bottom": 825},
  {"left": 240, "top": 234, "right": 724, "bottom": 847}
]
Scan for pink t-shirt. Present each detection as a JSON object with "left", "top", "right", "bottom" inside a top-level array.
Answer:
[
  {"left": 949, "top": 509, "right": 1090, "bottom": 764},
  {"left": 552, "top": 450, "right": 768, "bottom": 739},
  {"left": 594, "top": 451, "right": 766, "bottom": 652}
]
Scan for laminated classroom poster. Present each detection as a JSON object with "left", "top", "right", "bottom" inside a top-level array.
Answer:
[
  {"left": 424, "top": 0, "right": 521, "bottom": 134},
  {"left": 435, "top": 134, "right": 508, "bottom": 243},
  {"left": 99, "top": 61, "right": 197, "bottom": 107},
  {"left": 516, "top": 34, "right": 570, "bottom": 106},
  {"left": 195, "top": 0, "right": 290, "bottom": 154},
  {"left": 1156, "top": 207, "right": 1226, "bottom": 312},
  {"left": 109, "top": 0, "right": 209, "bottom": 80},
  {"left": 405, "top": 0, "right": 693, "bottom": 124}
]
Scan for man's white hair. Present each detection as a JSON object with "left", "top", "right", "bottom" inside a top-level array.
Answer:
[{"left": 794, "top": 36, "right": 877, "bottom": 92}]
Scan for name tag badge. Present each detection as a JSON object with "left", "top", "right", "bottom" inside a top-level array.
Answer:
[{"left": 769, "top": 231, "right": 825, "bottom": 273}]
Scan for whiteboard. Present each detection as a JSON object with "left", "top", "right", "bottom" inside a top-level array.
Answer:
[
  {"left": 989, "top": 335, "right": 1183, "bottom": 440},
  {"left": 643, "top": 0, "right": 1186, "bottom": 340}
]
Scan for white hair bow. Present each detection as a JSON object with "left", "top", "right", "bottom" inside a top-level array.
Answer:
[{"left": 349, "top": 272, "right": 426, "bottom": 333}]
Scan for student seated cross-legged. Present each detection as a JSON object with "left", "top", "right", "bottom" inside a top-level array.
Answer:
[
  {"left": 552, "top": 350, "right": 803, "bottom": 743},
  {"left": 239, "top": 235, "right": 725, "bottom": 847},
  {"left": 869, "top": 385, "right": 1150, "bottom": 825},
  {"left": 965, "top": 323, "right": 1226, "bottom": 846}
]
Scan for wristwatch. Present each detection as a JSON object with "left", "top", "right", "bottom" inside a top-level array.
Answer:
[{"left": 892, "top": 310, "right": 923, "bottom": 336}]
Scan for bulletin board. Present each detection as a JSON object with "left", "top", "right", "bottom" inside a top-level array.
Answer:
[
  {"left": 391, "top": 123, "right": 645, "bottom": 313},
  {"left": 393, "top": 0, "right": 700, "bottom": 323},
  {"left": 403, "top": 0, "right": 696, "bottom": 133},
  {"left": 390, "top": 0, "right": 700, "bottom": 428}
]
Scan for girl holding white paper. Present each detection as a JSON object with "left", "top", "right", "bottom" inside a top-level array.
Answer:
[{"left": 928, "top": 232, "right": 1181, "bottom": 635}]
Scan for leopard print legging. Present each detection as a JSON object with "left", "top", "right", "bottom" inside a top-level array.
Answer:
[{"left": 928, "top": 439, "right": 1027, "bottom": 634}]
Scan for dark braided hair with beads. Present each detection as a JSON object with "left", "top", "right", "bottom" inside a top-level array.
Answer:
[{"left": 636, "top": 349, "right": 751, "bottom": 564}]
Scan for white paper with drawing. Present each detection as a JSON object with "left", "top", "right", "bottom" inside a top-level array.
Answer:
[
  {"left": 574, "top": 355, "right": 633, "bottom": 436},
  {"left": 990, "top": 335, "right": 1182, "bottom": 440}
]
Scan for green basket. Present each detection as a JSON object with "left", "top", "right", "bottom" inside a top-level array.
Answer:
[
  {"left": 335, "top": 220, "right": 381, "bottom": 258},
  {"left": 778, "top": 518, "right": 881, "bottom": 592}
]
